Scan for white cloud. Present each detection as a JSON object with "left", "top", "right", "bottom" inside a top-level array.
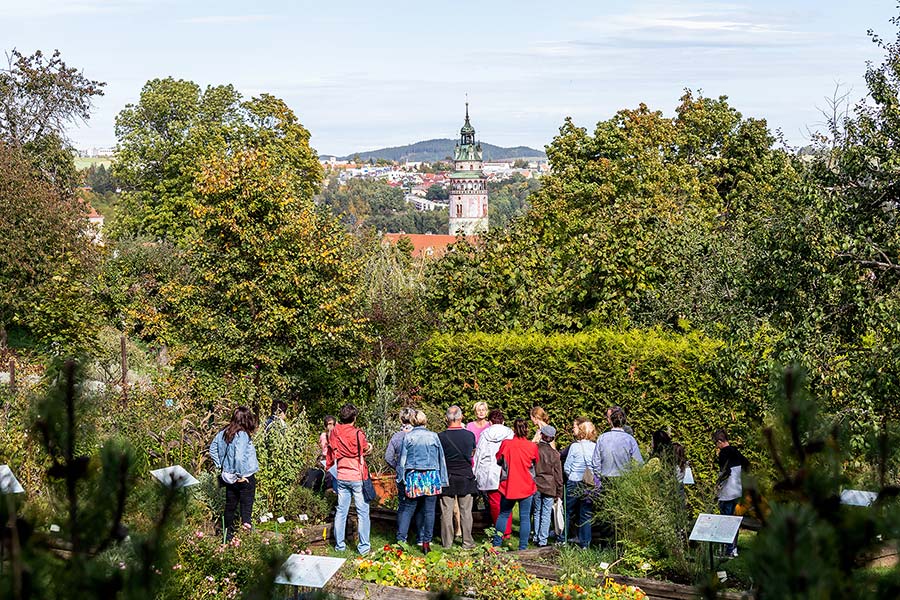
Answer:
[{"left": 579, "top": 2, "right": 808, "bottom": 43}]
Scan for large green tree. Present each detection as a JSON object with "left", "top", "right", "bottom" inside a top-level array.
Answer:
[
  {"left": 0, "top": 49, "right": 104, "bottom": 190},
  {"left": 0, "top": 143, "right": 99, "bottom": 349},
  {"left": 427, "top": 93, "right": 801, "bottom": 334},
  {"left": 114, "top": 79, "right": 325, "bottom": 243},
  {"left": 112, "top": 81, "right": 365, "bottom": 399},
  {"left": 175, "top": 144, "right": 366, "bottom": 399}
]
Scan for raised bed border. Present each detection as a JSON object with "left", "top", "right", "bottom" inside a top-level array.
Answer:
[{"left": 325, "top": 545, "right": 752, "bottom": 600}]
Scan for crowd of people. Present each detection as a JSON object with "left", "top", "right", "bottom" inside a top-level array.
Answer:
[{"left": 207, "top": 401, "right": 749, "bottom": 557}]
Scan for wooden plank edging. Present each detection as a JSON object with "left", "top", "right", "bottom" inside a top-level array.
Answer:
[
  {"left": 515, "top": 559, "right": 752, "bottom": 600},
  {"left": 327, "top": 578, "right": 471, "bottom": 599}
]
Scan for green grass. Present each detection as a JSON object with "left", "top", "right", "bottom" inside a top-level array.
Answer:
[
  {"left": 75, "top": 156, "right": 113, "bottom": 170},
  {"left": 720, "top": 531, "right": 755, "bottom": 589}
]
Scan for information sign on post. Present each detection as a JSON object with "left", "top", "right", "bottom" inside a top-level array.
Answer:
[
  {"left": 690, "top": 513, "right": 743, "bottom": 571},
  {"left": 275, "top": 554, "right": 345, "bottom": 589},
  {"left": 689, "top": 513, "right": 743, "bottom": 544},
  {"left": 0, "top": 465, "right": 24, "bottom": 494},
  {"left": 151, "top": 465, "right": 200, "bottom": 489},
  {"left": 840, "top": 489, "right": 877, "bottom": 507}
]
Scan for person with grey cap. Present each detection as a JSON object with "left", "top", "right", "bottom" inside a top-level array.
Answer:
[
  {"left": 533, "top": 425, "right": 563, "bottom": 546},
  {"left": 438, "top": 405, "right": 478, "bottom": 549}
]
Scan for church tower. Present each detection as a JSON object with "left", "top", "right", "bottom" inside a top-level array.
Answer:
[{"left": 448, "top": 103, "right": 488, "bottom": 235}]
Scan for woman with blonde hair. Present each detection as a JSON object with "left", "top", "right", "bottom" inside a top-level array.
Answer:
[
  {"left": 530, "top": 406, "right": 551, "bottom": 444},
  {"left": 466, "top": 401, "right": 491, "bottom": 445},
  {"left": 563, "top": 418, "right": 597, "bottom": 547}
]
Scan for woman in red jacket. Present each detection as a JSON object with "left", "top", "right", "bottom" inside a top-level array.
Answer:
[{"left": 493, "top": 418, "right": 540, "bottom": 550}]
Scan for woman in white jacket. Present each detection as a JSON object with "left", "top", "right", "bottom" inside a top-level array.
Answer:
[{"left": 472, "top": 409, "right": 514, "bottom": 538}]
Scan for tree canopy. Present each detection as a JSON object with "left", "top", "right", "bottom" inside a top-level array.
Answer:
[
  {"left": 0, "top": 49, "right": 104, "bottom": 190},
  {"left": 427, "top": 92, "right": 801, "bottom": 334},
  {"left": 0, "top": 142, "right": 99, "bottom": 349}
]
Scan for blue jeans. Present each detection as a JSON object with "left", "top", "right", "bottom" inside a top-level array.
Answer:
[
  {"left": 493, "top": 494, "right": 534, "bottom": 550},
  {"left": 329, "top": 464, "right": 338, "bottom": 493},
  {"left": 398, "top": 492, "right": 436, "bottom": 544},
  {"left": 533, "top": 493, "right": 555, "bottom": 546},
  {"left": 565, "top": 480, "right": 593, "bottom": 548},
  {"left": 718, "top": 498, "right": 738, "bottom": 555},
  {"left": 335, "top": 480, "right": 370, "bottom": 555}
]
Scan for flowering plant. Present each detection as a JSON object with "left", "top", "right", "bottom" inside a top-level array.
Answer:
[
  {"left": 354, "top": 544, "right": 645, "bottom": 600},
  {"left": 159, "top": 526, "right": 305, "bottom": 600}
]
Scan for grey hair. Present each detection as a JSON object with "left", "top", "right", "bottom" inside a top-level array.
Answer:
[
  {"left": 446, "top": 405, "right": 463, "bottom": 423},
  {"left": 400, "top": 407, "right": 417, "bottom": 425}
]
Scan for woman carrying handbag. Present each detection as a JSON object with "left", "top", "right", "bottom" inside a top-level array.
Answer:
[{"left": 326, "top": 404, "right": 372, "bottom": 555}]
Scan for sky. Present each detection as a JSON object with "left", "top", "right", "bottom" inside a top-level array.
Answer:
[{"left": 2, "top": 0, "right": 897, "bottom": 156}]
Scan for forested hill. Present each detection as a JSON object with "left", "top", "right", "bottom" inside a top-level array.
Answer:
[{"left": 329, "top": 139, "right": 546, "bottom": 162}]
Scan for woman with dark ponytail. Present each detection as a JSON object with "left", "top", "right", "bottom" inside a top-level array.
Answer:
[
  {"left": 210, "top": 406, "right": 260, "bottom": 540},
  {"left": 493, "top": 418, "right": 540, "bottom": 550}
]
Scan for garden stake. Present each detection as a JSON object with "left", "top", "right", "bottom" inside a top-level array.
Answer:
[{"left": 222, "top": 515, "right": 226, "bottom": 545}]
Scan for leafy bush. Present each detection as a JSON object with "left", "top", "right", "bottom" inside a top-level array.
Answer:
[
  {"left": 415, "top": 329, "right": 766, "bottom": 489},
  {"left": 253, "top": 412, "right": 320, "bottom": 520},
  {"left": 282, "top": 485, "right": 333, "bottom": 524},
  {"left": 159, "top": 527, "right": 294, "bottom": 600},
  {"left": 594, "top": 464, "right": 705, "bottom": 582}
]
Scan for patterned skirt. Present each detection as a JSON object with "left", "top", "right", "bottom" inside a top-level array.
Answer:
[{"left": 404, "top": 469, "right": 442, "bottom": 498}]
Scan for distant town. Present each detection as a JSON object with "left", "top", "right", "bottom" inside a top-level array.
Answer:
[{"left": 321, "top": 156, "right": 547, "bottom": 213}]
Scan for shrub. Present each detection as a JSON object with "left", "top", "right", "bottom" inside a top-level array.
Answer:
[
  {"left": 415, "top": 329, "right": 766, "bottom": 490},
  {"left": 282, "top": 484, "right": 333, "bottom": 524},
  {"left": 253, "top": 412, "right": 320, "bottom": 520},
  {"left": 159, "top": 527, "right": 292, "bottom": 600},
  {"left": 594, "top": 465, "right": 705, "bottom": 582}
]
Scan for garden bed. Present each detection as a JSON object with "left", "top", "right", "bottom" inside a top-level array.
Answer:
[
  {"left": 330, "top": 576, "right": 752, "bottom": 600},
  {"left": 513, "top": 547, "right": 752, "bottom": 600}
]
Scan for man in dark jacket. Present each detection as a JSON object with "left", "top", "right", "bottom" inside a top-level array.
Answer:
[
  {"left": 438, "top": 405, "right": 478, "bottom": 549},
  {"left": 533, "top": 425, "right": 563, "bottom": 547}
]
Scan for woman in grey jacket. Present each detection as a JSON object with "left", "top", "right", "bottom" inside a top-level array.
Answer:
[
  {"left": 210, "top": 406, "right": 260, "bottom": 540},
  {"left": 396, "top": 411, "right": 449, "bottom": 552}
]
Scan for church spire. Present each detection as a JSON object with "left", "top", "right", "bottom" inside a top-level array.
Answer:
[{"left": 460, "top": 101, "right": 475, "bottom": 146}]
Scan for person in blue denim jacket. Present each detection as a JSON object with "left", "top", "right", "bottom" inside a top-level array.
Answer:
[
  {"left": 396, "top": 411, "right": 449, "bottom": 552},
  {"left": 210, "top": 406, "right": 260, "bottom": 540}
]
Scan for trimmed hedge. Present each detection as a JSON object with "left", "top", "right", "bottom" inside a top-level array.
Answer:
[{"left": 414, "top": 328, "right": 765, "bottom": 493}]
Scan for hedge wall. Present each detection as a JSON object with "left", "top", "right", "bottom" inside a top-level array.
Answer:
[{"left": 414, "top": 329, "right": 766, "bottom": 494}]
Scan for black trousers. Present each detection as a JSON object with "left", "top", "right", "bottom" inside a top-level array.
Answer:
[{"left": 224, "top": 474, "right": 256, "bottom": 539}]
